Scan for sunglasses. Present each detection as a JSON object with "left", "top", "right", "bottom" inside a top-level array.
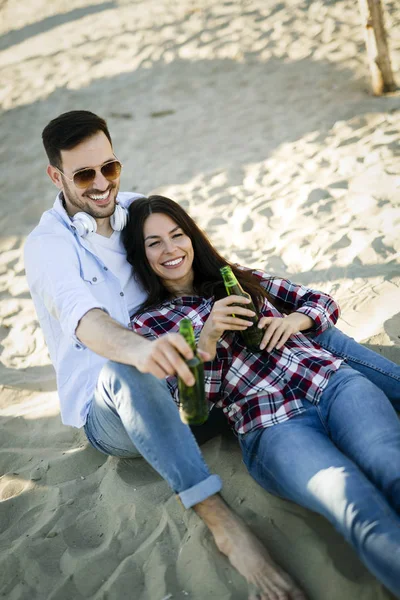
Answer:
[{"left": 57, "top": 159, "right": 122, "bottom": 189}]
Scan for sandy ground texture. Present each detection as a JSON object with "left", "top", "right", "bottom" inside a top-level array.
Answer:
[{"left": 1, "top": 0, "right": 400, "bottom": 598}]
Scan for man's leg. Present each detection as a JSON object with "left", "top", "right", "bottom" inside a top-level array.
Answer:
[
  {"left": 84, "top": 361, "right": 306, "bottom": 600},
  {"left": 85, "top": 360, "right": 221, "bottom": 506},
  {"left": 314, "top": 326, "right": 400, "bottom": 409},
  {"left": 239, "top": 384, "right": 400, "bottom": 598},
  {"left": 194, "top": 494, "right": 305, "bottom": 600}
]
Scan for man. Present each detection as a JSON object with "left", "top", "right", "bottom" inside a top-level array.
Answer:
[{"left": 24, "top": 110, "right": 306, "bottom": 600}]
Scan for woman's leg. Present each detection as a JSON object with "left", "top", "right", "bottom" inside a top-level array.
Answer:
[
  {"left": 239, "top": 402, "right": 400, "bottom": 598},
  {"left": 314, "top": 327, "right": 400, "bottom": 409},
  {"left": 84, "top": 360, "right": 222, "bottom": 508},
  {"left": 316, "top": 366, "right": 400, "bottom": 513}
]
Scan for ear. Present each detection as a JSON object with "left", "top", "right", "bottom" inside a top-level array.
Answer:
[{"left": 47, "top": 165, "right": 63, "bottom": 190}]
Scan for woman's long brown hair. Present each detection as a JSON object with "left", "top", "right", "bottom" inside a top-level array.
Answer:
[{"left": 123, "top": 195, "right": 281, "bottom": 315}]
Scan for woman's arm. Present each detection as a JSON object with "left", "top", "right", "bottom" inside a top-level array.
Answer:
[
  {"left": 252, "top": 269, "right": 341, "bottom": 335},
  {"left": 230, "top": 268, "right": 341, "bottom": 352},
  {"left": 258, "top": 312, "right": 314, "bottom": 352}
]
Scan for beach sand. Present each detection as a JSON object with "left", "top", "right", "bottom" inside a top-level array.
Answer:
[{"left": 1, "top": 0, "right": 400, "bottom": 598}]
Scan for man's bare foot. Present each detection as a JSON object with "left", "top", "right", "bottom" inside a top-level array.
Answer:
[{"left": 193, "top": 494, "right": 307, "bottom": 600}]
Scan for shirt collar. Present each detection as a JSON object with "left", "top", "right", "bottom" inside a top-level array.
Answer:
[{"left": 53, "top": 192, "right": 74, "bottom": 228}]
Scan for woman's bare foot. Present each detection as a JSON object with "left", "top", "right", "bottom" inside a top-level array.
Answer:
[{"left": 193, "top": 494, "right": 306, "bottom": 600}]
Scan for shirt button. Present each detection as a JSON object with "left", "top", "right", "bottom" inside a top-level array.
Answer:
[
  {"left": 103, "top": 266, "right": 108, "bottom": 271},
  {"left": 92, "top": 277, "right": 97, "bottom": 282},
  {"left": 120, "top": 292, "right": 124, "bottom": 297}
]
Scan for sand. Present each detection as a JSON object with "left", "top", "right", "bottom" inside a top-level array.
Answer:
[{"left": 1, "top": 0, "right": 400, "bottom": 598}]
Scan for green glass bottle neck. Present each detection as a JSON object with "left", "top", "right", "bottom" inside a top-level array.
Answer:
[
  {"left": 179, "top": 318, "right": 197, "bottom": 352},
  {"left": 220, "top": 266, "right": 238, "bottom": 286},
  {"left": 220, "top": 266, "right": 245, "bottom": 295}
]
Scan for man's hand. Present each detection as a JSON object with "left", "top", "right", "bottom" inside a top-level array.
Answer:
[
  {"left": 131, "top": 333, "right": 212, "bottom": 386},
  {"left": 258, "top": 312, "right": 314, "bottom": 352}
]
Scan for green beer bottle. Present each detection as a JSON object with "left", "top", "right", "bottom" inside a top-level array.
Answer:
[
  {"left": 178, "top": 318, "right": 208, "bottom": 425},
  {"left": 220, "top": 265, "right": 264, "bottom": 352}
]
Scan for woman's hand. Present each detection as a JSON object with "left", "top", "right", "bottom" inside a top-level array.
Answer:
[
  {"left": 198, "top": 296, "right": 256, "bottom": 359},
  {"left": 258, "top": 312, "right": 314, "bottom": 352}
]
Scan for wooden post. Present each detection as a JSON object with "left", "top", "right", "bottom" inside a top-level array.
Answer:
[{"left": 358, "top": 0, "right": 397, "bottom": 95}]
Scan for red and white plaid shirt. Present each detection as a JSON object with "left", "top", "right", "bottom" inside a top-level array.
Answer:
[{"left": 130, "top": 269, "right": 343, "bottom": 435}]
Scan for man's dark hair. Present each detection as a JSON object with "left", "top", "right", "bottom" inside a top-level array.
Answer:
[{"left": 42, "top": 110, "right": 112, "bottom": 169}]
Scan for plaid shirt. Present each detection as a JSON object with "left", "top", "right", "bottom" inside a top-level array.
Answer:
[{"left": 130, "top": 269, "right": 343, "bottom": 435}]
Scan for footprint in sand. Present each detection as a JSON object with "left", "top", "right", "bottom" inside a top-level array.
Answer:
[{"left": 62, "top": 507, "right": 109, "bottom": 550}]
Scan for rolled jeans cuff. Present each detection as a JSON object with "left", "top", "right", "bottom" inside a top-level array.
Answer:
[{"left": 178, "top": 474, "right": 223, "bottom": 509}]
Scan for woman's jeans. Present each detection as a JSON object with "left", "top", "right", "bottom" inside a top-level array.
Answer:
[
  {"left": 84, "top": 362, "right": 222, "bottom": 509},
  {"left": 314, "top": 326, "right": 400, "bottom": 410},
  {"left": 239, "top": 366, "right": 400, "bottom": 598}
]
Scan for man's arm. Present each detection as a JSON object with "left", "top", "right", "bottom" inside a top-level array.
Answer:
[
  {"left": 25, "top": 232, "right": 198, "bottom": 386},
  {"left": 76, "top": 308, "right": 197, "bottom": 385}
]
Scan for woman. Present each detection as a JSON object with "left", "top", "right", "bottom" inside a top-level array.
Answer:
[{"left": 123, "top": 195, "right": 400, "bottom": 597}]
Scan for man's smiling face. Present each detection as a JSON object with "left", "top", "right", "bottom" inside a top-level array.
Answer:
[{"left": 50, "top": 130, "right": 120, "bottom": 221}]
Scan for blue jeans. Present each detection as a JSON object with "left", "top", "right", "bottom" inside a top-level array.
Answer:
[
  {"left": 83, "top": 361, "right": 222, "bottom": 509},
  {"left": 315, "top": 326, "right": 400, "bottom": 410},
  {"left": 239, "top": 366, "right": 400, "bottom": 598}
]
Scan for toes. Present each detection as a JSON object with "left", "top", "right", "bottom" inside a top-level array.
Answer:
[
  {"left": 249, "top": 581, "right": 287, "bottom": 600},
  {"left": 255, "top": 574, "right": 288, "bottom": 598},
  {"left": 274, "top": 573, "right": 307, "bottom": 600},
  {"left": 253, "top": 572, "right": 306, "bottom": 600},
  {"left": 269, "top": 570, "right": 306, "bottom": 599},
  {"left": 248, "top": 592, "right": 277, "bottom": 600},
  {"left": 248, "top": 582, "right": 277, "bottom": 600}
]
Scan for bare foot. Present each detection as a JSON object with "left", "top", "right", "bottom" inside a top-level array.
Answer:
[{"left": 193, "top": 494, "right": 307, "bottom": 600}]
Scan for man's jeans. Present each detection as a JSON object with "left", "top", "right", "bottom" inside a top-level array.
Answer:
[
  {"left": 84, "top": 362, "right": 222, "bottom": 509},
  {"left": 239, "top": 365, "right": 400, "bottom": 597}
]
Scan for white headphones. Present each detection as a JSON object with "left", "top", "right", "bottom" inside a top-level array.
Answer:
[{"left": 71, "top": 204, "right": 128, "bottom": 237}]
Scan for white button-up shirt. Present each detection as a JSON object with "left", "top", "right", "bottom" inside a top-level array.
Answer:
[{"left": 24, "top": 192, "right": 146, "bottom": 428}]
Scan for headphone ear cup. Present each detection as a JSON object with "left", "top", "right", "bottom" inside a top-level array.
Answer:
[
  {"left": 110, "top": 204, "right": 128, "bottom": 231},
  {"left": 71, "top": 212, "right": 97, "bottom": 237}
]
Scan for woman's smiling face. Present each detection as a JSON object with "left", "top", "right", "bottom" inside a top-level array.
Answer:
[{"left": 143, "top": 212, "right": 195, "bottom": 294}]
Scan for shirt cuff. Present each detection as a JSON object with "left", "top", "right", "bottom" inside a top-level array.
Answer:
[
  {"left": 295, "top": 305, "right": 329, "bottom": 336},
  {"left": 68, "top": 304, "right": 110, "bottom": 349}
]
